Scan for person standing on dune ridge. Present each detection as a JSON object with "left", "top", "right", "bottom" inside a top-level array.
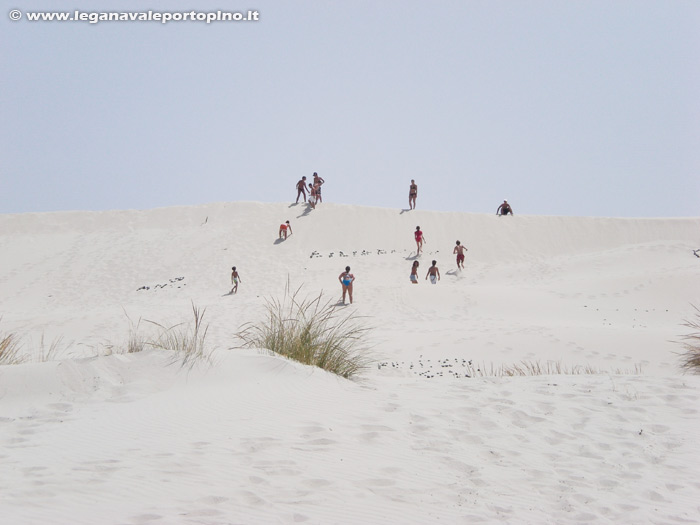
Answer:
[
  {"left": 409, "top": 179, "right": 418, "bottom": 210},
  {"left": 295, "top": 176, "right": 307, "bottom": 203},
  {"left": 313, "top": 172, "right": 325, "bottom": 203}
]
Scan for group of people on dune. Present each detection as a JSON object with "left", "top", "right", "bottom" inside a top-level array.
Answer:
[
  {"left": 296, "top": 175, "right": 514, "bottom": 216},
  {"left": 231, "top": 175, "right": 514, "bottom": 300},
  {"left": 295, "top": 172, "right": 325, "bottom": 209}
]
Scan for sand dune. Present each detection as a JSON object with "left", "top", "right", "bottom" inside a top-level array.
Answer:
[{"left": 1, "top": 201, "right": 699, "bottom": 524}]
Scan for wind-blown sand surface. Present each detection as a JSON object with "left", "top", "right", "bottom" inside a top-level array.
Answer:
[{"left": 1, "top": 201, "right": 699, "bottom": 524}]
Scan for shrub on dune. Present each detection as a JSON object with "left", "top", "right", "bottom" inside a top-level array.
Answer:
[
  {"left": 679, "top": 305, "right": 700, "bottom": 374},
  {"left": 235, "top": 285, "right": 373, "bottom": 379}
]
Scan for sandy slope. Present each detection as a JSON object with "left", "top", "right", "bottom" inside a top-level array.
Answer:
[{"left": 1, "top": 201, "right": 699, "bottom": 524}]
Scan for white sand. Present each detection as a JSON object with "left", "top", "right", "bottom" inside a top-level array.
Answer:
[{"left": 1, "top": 201, "right": 699, "bottom": 524}]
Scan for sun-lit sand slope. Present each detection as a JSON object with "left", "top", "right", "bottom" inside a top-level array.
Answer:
[{"left": 1, "top": 201, "right": 699, "bottom": 524}]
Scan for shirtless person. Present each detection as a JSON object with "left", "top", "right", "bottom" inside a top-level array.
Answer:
[
  {"left": 425, "top": 260, "right": 440, "bottom": 284},
  {"left": 414, "top": 226, "right": 426, "bottom": 255},
  {"left": 230, "top": 266, "right": 241, "bottom": 294},
  {"left": 279, "top": 220, "right": 293, "bottom": 240},
  {"left": 497, "top": 200, "right": 513, "bottom": 216},
  {"left": 295, "top": 176, "right": 307, "bottom": 203},
  {"left": 338, "top": 266, "right": 355, "bottom": 304},
  {"left": 409, "top": 179, "right": 418, "bottom": 210},
  {"left": 313, "top": 172, "right": 325, "bottom": 203},
  {"left": 453, "top": 240, "right": 468, "bottom": 270}
]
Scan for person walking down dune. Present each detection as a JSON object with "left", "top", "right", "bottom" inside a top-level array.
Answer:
[
  {"left": 230, "top": 266, "right": 241, "bottom": 294},
  {"left": 426, "top": 260, "right": 440, "bottom": 284},
  {"left": 295, "top": 176, "right": 307, "bottom": 203},
  {"left": 339, "top": 266, "right": 355, "bottom": 304},
  {"left": 279, "top": 220, "right": 293, "bottom": 240},
  {"left": 313, "top": 173, "right": 325, "bottom": 203},
  {"left": 409, "top": 179, "right": 418, "bottom": 210},
  {"left": 410, "top": 260, "right": 420, "bottom": 284},
  {"left": 497, "top": 200, "right": 513, "bottom": 216},
  {"left": 415, "top": 226, "right": 426, "bottom": 255},
  {"left": 453, "top": 241, "right": 468, "bottom": 270}
]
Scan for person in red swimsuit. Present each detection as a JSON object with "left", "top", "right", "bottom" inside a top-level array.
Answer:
[
  {"left": 453, "top": 240, "right": 468, "bottom": 270},
  {"left": 415, "top": 226, "right": 426, "bottom": 255}
]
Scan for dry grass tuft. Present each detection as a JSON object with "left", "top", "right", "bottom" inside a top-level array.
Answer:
[
  {"left": 146, "top": 303, "right": 212, "bottom": 368},
  {"left": 235, "top": 284, "right": 373, "bottom": 379},
  {"left": 678, "top": 305, "right": 700, "bottom": 374},
  {"left": 0, "top": 329, "right": 24, "bottom": 365},
  {"left": 36, "top": 334, "right": 68, "bottom": 362},
  {"left": 464, "top": 360, "right": 642, "bottom": 377}
]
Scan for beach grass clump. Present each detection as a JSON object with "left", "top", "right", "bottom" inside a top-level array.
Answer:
[
  {"left": 124, "top": 313, "right": 147, "bottom": 354},
  {"left": 235, "top": 285, "right": 373, "bottom": 379},
  {"left": 36, "top": 334, "right": 68, "bottom": 362},
  {"left": 678, "top": 305, "right": 700, "bottom": 374},
  {"left": 146, "top": 303, "right": 211, "bottom": 368},
  {"left": 463, "top": 360, "right": 642, "bottom": 377},
  {"left": 0, "top": 329, "right": 24, "bottom": 365},
  {"left": 101, "top": 311, "right": 148, "bottom": 356}
]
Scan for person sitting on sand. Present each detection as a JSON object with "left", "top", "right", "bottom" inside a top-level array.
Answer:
[
  {"left": 279, "top": 220, "right": 293, "bottom": 239},
  {"left": 497, "top": 200, "right": 513, "bottom": 216},
  {"left": 425, "top": 260, "right": 440, "bottom": 284},
  {"left": 230, "top": 266, "right": 241, "bottom": 294},
  {"left": 453, "top": 241, "right": 468, "bottom": 270},
  {"left": 338, "top": 266, "right": 355, "bottom": 304},
  {"left": 295, "top": 176, "right": 307, "bottom": 203},
  {"left": 415, "top": 226, "right": 426, "bottom": 255},
  {"left": 308, "top": 183, "right": 317, "bottom": 209},
  {"left": 410, "top": 260, "right": 420, "bottom": 284},
  {"left": 409, "top": 179, "right": 418, "bottom": 210}
]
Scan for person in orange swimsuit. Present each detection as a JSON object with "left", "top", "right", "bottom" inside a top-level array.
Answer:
[{"left": 279, "top": 220, "right": 293, "bottom": 239}]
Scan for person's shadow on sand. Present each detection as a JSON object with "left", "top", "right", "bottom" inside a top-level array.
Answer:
[
  {"left": 399, "top": 209, "right": 411, "bottom": 214},
  {"left": 296, "top": 205, "right": 313, "bottom": 218},
  {"left": 404, "top": 253, "right": 420, "bottom": 261},
  {"left": 273, "top": 238, "right": 287, "bottom": 245}
]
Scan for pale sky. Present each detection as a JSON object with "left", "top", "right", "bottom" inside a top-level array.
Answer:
[{"left": 2, "top": 0, "right": 699, "bottom": 217}]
